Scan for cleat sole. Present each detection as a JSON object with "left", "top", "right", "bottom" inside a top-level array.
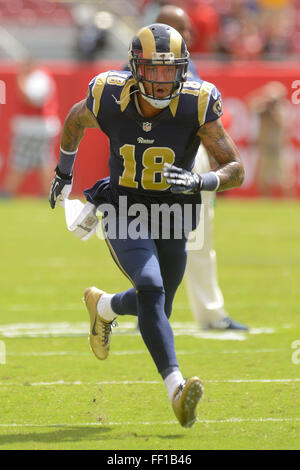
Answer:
[{"left": 182, "top": 381, "right": 204, "bottom": 428}]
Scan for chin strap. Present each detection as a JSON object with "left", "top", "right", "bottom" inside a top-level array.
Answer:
[
  {"left": 142, "top": 94, "right": 171, "bottom": 109},
  {"left": 138, "top": 82, "right": 171, "bottom": 109},
  {"left": 112, "top": 88, "right": 139, "bottom": 105}
]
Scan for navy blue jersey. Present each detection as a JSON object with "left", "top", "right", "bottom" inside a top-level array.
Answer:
[{"left": 86, "top": 70, "right": 222, "bottom": 199}]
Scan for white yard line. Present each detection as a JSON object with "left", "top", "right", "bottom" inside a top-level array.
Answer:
[
  {"left": 0, "top": 322, "right": 275, "bottom": 340},
  {"left": 1, "top": 378, "right": 299, "bottom": 387},
  {"left": 0, "top": 417, "right": 299, "bottom": 427},
  {"left": 6, "top": 347, "right": 286, "bottom": 357}
]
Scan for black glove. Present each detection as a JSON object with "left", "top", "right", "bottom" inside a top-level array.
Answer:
[
  {"left": 49, "top": 166, "right": 73, "bottom": 209},
  {"left": 163, "top": 163, "right": 202, "bottom": 194}
]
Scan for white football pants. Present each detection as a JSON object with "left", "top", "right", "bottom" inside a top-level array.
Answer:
[{"left": 185, "top": 145, "right": 227, "bottom": 328}]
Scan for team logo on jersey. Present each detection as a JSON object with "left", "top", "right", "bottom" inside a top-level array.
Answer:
[
  {"left": 137, "top": 137, "right": 155, "bottom": 144},
  {"left": 213, "top": 99, "right": 223, "bottom": 117},
  {"left": 142, "top": 122, "right": 152, "bottom": 132}
]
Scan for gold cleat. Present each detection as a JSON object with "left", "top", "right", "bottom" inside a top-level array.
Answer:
[
  {"left": 172, "top": 377, "right": 204, "bottom": 428},
  {"left": 84, "top": 286, "right": 116, "bottom": 360}
]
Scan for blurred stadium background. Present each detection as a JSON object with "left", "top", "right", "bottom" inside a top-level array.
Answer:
[{"left": 0, "top": 0, "right": 300, "bottom": 197}]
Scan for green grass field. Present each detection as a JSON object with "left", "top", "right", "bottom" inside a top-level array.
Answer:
[{"left": 0, "top": 197, "right": 299, "bottom": 450}]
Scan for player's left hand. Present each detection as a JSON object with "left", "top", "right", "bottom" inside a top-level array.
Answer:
[
  {"left": 49, "top": 166, "right": 73, "bottom": 209},
  {"left": 163, "top": 163, "right": 202, "bottom": 194}
]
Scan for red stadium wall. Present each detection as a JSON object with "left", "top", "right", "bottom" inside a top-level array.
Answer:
[{"left": 1, "top": 60, "right": 300, "bottom": 197}]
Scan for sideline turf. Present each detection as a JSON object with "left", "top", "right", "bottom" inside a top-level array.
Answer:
[{"left": 0, "top": 198, "right": 299, "bottom": 450}]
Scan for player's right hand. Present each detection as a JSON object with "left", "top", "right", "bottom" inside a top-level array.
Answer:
[{"left": 49, "top": 166, "right": 73, "bottom": 209}]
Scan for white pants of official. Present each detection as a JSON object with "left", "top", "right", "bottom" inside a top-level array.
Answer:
[{"left": 185, "top": 145, "right": 227, "bottom": 328}]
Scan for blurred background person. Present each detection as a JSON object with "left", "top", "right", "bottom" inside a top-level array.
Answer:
[
  {"left": 156, "top": 4, "right": 248, "bottom": 330},
  {"left": 185, "top": 0, "right": 221, "bottom": 56},
  {"left": 247, "top": 81, "right": 295, "bottom": 197},
  {"left": 70, "top": 3, "right": 110, "bottom": 61},
  {"left": 140, "top": 0, "right": 184, "bottom": 26},
  {"left": 2, "top": 58, "right": 60, "bottom": 197}
]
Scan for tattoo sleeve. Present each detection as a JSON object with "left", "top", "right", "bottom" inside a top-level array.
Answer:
[
  {"left": 60, "top": 99, "right": 99, "bottom": 152},
  {"left": 197, "top": 118, "right": 245, "bottom": 191}
]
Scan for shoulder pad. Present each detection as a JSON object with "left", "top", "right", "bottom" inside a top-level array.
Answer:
[
  {"left": 86, "top": 71, "right": 109, "bottom": 118},
  {"left": 197, "top": 81, "right": 223, "bottom": 126},
  {"left": 86, "top": 70, "right": 135, "bottom": 117}
]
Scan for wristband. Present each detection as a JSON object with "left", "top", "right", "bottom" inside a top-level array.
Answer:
[
  {"left": 57, "top": 147, "right": 78, "bottom": 176},
  {"left": 200, "top": 171, "right": 220, "bottom": 191},
  {"left": 55, "top": 165, "right": 72, "bottom": 181}
]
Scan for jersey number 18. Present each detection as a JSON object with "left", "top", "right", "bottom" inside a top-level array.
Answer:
[{"left": 119, "top": 144, "right": 175, "bottom": 191}]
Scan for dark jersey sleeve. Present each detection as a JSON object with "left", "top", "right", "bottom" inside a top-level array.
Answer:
[
  {"left": 86, "top": 72, "right": 110, "bottom": 121},
  {"left": 197, "top": 81, "right": 223, "bottom": 127}
]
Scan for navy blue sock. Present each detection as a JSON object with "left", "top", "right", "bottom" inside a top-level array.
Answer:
[
  {"left": 136, "top": 290, "right": 178, "bottom": 373},
  {"left": 111, "top": 288, "right": 137, "bottom": 316}
]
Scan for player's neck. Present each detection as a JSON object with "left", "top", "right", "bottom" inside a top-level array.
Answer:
[{"left": 137, "top": 93, "right": 163, "bottom": 118}]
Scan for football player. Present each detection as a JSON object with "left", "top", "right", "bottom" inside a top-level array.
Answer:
[{"left": 49, "top": 23, "right": 244, "bottom": 428}]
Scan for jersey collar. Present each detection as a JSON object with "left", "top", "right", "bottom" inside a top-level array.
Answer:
[{"left": 119, "top": 77, "right": 180, "bottom": 117}]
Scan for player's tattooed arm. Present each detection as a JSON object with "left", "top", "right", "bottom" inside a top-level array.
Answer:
[
  {"left": 197, "top": 118, "right": 244, "bottom": 191},
  {"left": 60, "top": 99, "right": 99, "bottom": 152}
]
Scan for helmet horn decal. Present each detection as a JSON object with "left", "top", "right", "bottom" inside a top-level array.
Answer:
[
  {"left": 169, "top": 29, "right": 183, "bottom": 59},
  {"left": 138, "top": 26, "right": 156, "bottom": 59}
]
